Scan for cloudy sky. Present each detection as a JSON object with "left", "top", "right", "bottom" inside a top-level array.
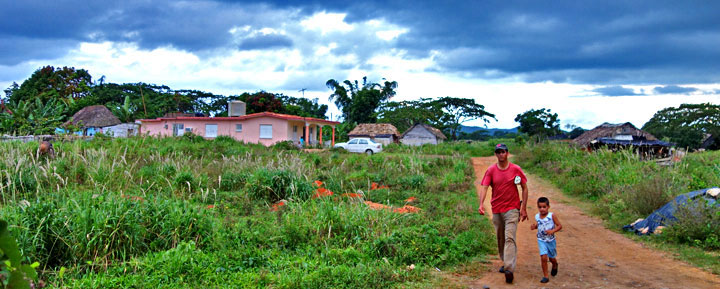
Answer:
[{"left": 2, "top": 0, "right": 719, "bottom": 129}]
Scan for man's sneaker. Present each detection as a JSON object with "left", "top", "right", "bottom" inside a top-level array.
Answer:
[
  {"left": 498, "top": 266, "right": 505, "bottom": 273},
  {"left": 540, "top": 277, "right": 549, "bottom": 283},
  {"left": 551, "top": 266, "right": 558, "bottom": 276},
  {"left": 504, "top": 271, "right": 514, "bottom": 283}
]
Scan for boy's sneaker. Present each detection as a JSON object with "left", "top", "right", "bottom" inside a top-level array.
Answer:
[
  {"left": 504, "top": 271, "right": 514, "bottom": 283},
  {"left": 498, "top": 266, "right": 505, "bottom": 273},
  {"left": 540, "top": 277, "right": 549, "bottom": 283},
  {"left": 551, "top": 266, "right": 558, "bottom": 276}
]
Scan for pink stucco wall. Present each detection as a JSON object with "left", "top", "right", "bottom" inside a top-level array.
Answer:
[
  {"left": 140, "top": 116, "right": 291, "bottom": 145},
  {"left": 139, "top": 114, "right": 334, "bottom": 146}
]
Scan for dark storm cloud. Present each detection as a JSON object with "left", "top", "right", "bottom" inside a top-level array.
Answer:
[
  {"left": 592, "top": 86, "right": 643, "bottom": 96},
  {"left": 3, "top": 0, "right": 720, "bottom": 85},
  {"left": 653, "top": 85, "right": 698, "bottom": 94}
]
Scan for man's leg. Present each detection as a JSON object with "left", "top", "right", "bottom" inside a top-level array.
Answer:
[
  {"left": 502, "top": 209, "right": 519, "bottom": 272},
  {"left": 492, "top": 213, "right": 505, "bottom": 263}
]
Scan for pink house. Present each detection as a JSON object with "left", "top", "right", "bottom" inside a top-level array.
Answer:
[{"left": 137, "top": 112, "right": 340, "bottom": 147}]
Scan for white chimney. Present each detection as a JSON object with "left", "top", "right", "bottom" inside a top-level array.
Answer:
[{"left": 228, "top": 101, "right": 246, "bottom": 116}]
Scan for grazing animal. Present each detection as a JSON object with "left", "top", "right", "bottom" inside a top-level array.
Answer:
[{"left": 38, "top": 140, "right": 55, "bottom": 159}]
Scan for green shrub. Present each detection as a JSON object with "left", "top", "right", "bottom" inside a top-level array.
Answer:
[
  {"left": 271, "top": 140, "right": 299, "bottom": 151},
  {"left": 219, "top": 171, "right": 249, "bottom": 191},
  {"left": 2, "top": 192, "right": 215, "bottom": 268},
  {"left": 663, "top": 200, "right": 720, "bottom": 250},
  {"left": 174, "top": 171, "right": 196, "bottom": 193},
  {"left": 245, "top": 169, "right": 313, "bottom": 202}
]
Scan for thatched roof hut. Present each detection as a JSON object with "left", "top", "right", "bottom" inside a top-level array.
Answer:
[
  {"left": 64, "top": 105, "right": 121, "bottom": 128},
  {"left": 573, "top": 122, "right": 657, "bottom": 147},
  {"left": 348, "top": 123, "right": 400, "bottom": 144}
]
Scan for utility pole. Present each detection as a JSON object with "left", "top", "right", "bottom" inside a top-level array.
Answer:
[{"left": 298, "top": 88, "right": 307, "bottom": 98}]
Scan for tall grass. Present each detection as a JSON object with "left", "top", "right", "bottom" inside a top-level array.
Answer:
[
  {"left": 515, "top": 142, "right": 720, "bottom": 250},
  {"left": 0, "top": 136, "right": 494, "bottom": 288}
]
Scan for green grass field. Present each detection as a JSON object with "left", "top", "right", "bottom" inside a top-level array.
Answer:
[{"left": 0, "top": 136, "right": 495, "bottom": 288}]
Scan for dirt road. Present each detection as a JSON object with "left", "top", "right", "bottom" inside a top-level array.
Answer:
[{"left": 467, "top": 156, "right": 720, "bottom": 289}]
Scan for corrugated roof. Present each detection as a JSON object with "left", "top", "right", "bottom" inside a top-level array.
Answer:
[
  {"left": 573, "top": 122, "right": 657, "bottom": 147},
  {"left": 401, "top": 123, "right": 447, "bottom": 140},
  {"left": 348, "top": 123, "right": 400, "bottom": 137},
  {"left": 137, "top": 111, "right": 340, "bottom": 125}
]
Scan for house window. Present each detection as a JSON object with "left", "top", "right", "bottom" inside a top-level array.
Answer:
[
  {"left": 205, "top": 124, "right": 218, "bottom": 138},
  {"left": 235, "top": 124, "right": 242, "bottom": 132},
  {"left": 172, "top": 124, "right": 184, "bottom": 136},
  {"left": 260, "top": 124, "right": 272, "bottom": 139}
]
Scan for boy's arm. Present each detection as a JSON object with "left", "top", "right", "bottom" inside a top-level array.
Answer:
[
  {"left": 477, "top": 185, "right": 489, "bottom": 215},
  {"left": 548, "top": 214, "right": 563, "bottom": 234}
]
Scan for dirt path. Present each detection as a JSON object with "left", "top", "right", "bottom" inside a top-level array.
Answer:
[{"left": 466, "top": 156, "right": 720, "bottom": 289}]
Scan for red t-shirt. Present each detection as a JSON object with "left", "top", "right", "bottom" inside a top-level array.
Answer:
[{"left": 480, "top": 163, "right": 527, "bottom": 214}]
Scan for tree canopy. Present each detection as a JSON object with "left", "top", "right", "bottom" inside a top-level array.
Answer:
[
  {"left": 642, "top": 103, "right": 720, "bottom": 149},
  {"left": 326, "top": 77, "right": 397, "bottom": 124},
  {"left": 376, "top": 97, "right": 495, "bottom": 139},
  {"left": 1, "top": 65, "right": 332, "bottom": 135},
  {"left": 514, "top": 108, "right": 561, "bottom": 139}
]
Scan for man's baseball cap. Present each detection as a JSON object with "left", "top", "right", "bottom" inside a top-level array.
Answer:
[{"left": 494, "top": 143, "right": 508, "bottom": 152}]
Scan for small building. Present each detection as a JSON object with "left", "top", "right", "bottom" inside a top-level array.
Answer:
[
  {"left": 700, "top": 134, "right": 718, "bottom": 150},
  {"left": 62, "top": 105, "right": 122, "bottom": 136},
  {"left": 347, "top": 123, "right": 400, "bottom": 145},
  {"left": 104, "top": 123, "right": 140, "bottom": 137},
  {"left": 400, "top": 123, "right": 447, "bottom": 146},
  {"left": 137, "top": 111, "right": 339, "bottom": 147},
  {"left": 573, "top": 122, "right": 672, "bottom": 157}
]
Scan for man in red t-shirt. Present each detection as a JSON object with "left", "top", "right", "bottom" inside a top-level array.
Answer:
[{"left": 477, "top": 143, "right": 528, "bottom": 284}]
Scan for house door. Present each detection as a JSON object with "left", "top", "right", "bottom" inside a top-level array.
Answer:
[{"left": 205, "top": 124, "right": 218, "bottom": 138}]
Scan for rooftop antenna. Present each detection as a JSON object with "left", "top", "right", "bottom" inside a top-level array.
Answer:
[{"left": 299, "top": 88, "right": 307, "bottom": 98}]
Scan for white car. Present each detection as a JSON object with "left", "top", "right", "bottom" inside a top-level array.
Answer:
[{"left": 334, "top": 138, "right": 383, "bottom": 155}]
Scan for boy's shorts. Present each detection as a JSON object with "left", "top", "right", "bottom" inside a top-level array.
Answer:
[{"left": 537, "top": 239, "right": 557, "bottom": 258}]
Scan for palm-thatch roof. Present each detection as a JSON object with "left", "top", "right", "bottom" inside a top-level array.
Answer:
[
  {"left": 64, "top": 105, "right": 121, "bottom": 128},
  {"left": 401, "top": 123, "right": 447, "bottom": 140},
  {"left": 348, "top": 123, "right": 400, "bottom": 138},
  {"left": 573, "top": 122, "right": 657, "bottom": 147}
]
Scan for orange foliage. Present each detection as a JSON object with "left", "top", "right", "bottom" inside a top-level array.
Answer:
[
  {"left": 370, "top": 182, "right": 390, "bottom": 190},
  {"left": 312, "top": 187, "right": 334, "bottom": 199},
  {"left": 393, "top": 205, "right": 421, "bottom": 214},
  {"left": 313, "top": 180, "right": 324, "bottom": 187},
  {"left": 364, "top": 201, "right": 390, "bottom": 210},
  {"left": 405, "top": 196, "right": 417, "bottom": 203},
  {"left": 206, "top": 205, "right": 215, "bottom": 209},
  {"left": 270, "top": 200, "right": 287, "bottom": 211}
]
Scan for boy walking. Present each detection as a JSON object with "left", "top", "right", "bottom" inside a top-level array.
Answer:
[{"left": 530, "top": 197, "right": 563, "bottom": 283}]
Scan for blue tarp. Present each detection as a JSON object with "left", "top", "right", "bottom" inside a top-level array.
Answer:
[{"left": 623, "top": 187, "right": 719, "bottom": 235}]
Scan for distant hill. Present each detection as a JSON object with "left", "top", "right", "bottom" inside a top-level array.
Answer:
[{"left": 459, "top": 125, "right": 519, "bottom": 136}]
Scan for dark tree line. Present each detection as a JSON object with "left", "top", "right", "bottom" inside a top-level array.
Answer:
[{"left": 0, "top": 66, "right": 328, "bottom": 135}]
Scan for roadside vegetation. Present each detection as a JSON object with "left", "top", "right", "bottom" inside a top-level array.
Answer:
[
  {"left": 515, "top": 142, "right": 720, "bottom": 272},
  {"left": 383, "top": 137, "right": 524, "bottom": 157},
  {"left": 0, "top": 135, "right": 494, "bottom": 288}
]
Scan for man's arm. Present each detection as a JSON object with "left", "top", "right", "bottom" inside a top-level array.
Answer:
[
  {"left": 519, "top": 182, "right": 528, "bottom": 221},
  {"left": 477, "top": 184, "right": 489, "bottom": 215}
]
